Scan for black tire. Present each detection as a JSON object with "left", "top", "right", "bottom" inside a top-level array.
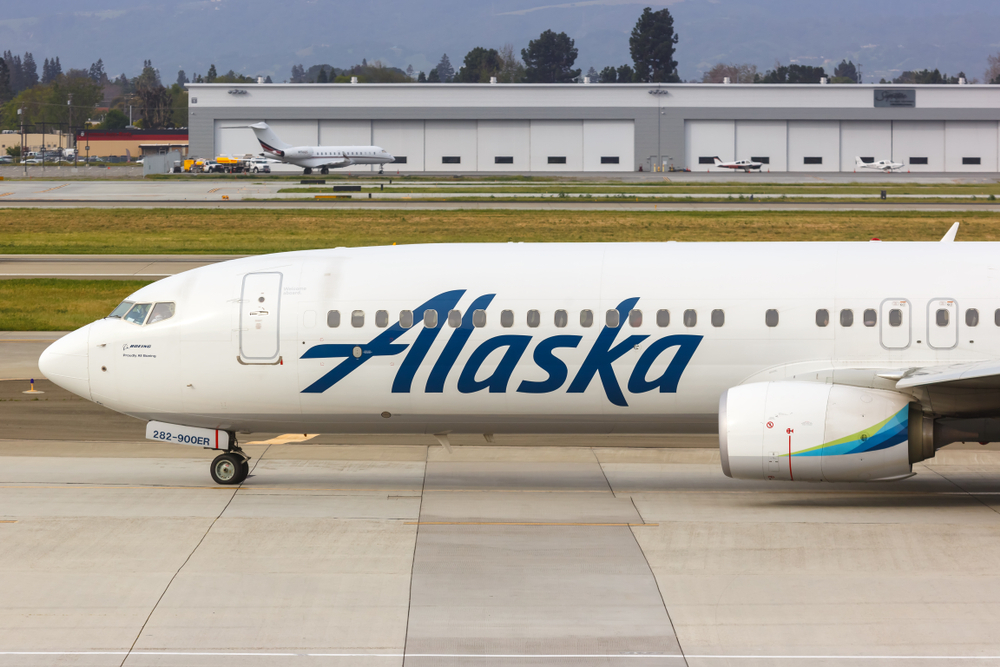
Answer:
[
  {"left": 303, "top": 168, "right": 312, "bottom": 175},
  {"left": 239, "top": 459, "right": 250, "bottom": 481},
  {"left": 211, "top": 453, "right": 245, "bottom": 485},
  {"left": 321, "top": 167, "right": 329, "bottom": 175}
]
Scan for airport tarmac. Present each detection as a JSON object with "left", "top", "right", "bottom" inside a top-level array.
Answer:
[{"left": 4, "top": 354, "right": 1000, "bottom": 664}]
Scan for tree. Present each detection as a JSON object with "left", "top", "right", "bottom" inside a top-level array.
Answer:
[
  {"left": 206, "top": 64, "right": 218, "bottom": 83},
  {"left": 892, "top": 69, "right": 968, "bottom": 84},
  {"left": 427, "top": 67, "right": 440, "bottom": 82},
  {"left": 585, "top": 66, "right": 598, "bottom": 80},
  {"left": 22, "top": 52, "right": 38, "bottom": 88},
  {"left": 316, "top": 67, "right": 328, "bottom": 83},
  {"left": 599, "top": 66, "right": 618, "bottom": 83},
  {"left": 169, "top": 83, "right": 188, "bottom": 127},
  {"left": 264, "top": 75, "right": 273, "bottom": 84},
  {"left": 522, "top": 30, "right": 580, "bottom": 83},
  {"left": 455, "top": 47, "right": 502, "bottom": 83},
  {"left": 986, "top": 53, "right": 1000, "bottom": 84},
  {"left": 435, "top": 54, "right": 454, "bottom": 82},
  {"left": 6, "top": 145, "right": 20, "bottom": 160},
  {"left": 417, "top": 71, "right": 427, "bottom": 82},
  {"left": 89, "top": 59, "right": 105, "bottom": 84},
  {"left": 702, "top": 63, "right": 757, "bottom": 83},
  {"left": 757, "top": 62, "right": 826, "bottom": 83},
  {"left": 5, "top": 52, "right": 23, "bottom": 94},
  {"left": 630, "top": 7, "right": 680, "bottom": 83},
  {"left": 290, "top": 64, "right": 305, "bottom": 83},
  {"left": 101, "top": 109, "right": 128, "bottom": 129},
  {"left": 833, "top": 60, "right": 858, "bottom": 83},
  {"left": 496, "top": 43, "right": 525, "bottom": 83},
  {"left": 176, "top": 69, "right": 189, "bottom": 86},
  {"left": 0, "top": 57, "right": 10, "bottom": 104},
  {"left": 135, "top": 61, "right": 172, "bottom": 128},
  {"left": 616, "top": 64, "right": 634, "bottom": 83},
  {"left": 406, "top": 64, "right": 414, "bottom": 80}
]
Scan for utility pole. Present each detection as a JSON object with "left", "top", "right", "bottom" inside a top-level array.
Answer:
[
  {"left": 18, "top": 108, "right": 25, "bottom": 177},
  {"left": 68, "top": 94, "right": 76, "bottom": 167}
]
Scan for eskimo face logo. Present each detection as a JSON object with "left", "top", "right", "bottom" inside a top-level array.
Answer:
[{"left": 300, "top": 290, "right": 702, "bottom": 407}]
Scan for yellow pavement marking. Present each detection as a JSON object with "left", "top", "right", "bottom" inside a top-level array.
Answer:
[
  {"left": 0, "top": 192, "right": 13, "bottom": 197},
  {"left": 0, "top": 520, "right": 18, "bottom": 523},
  {"left": 246, "top": 433, "right": 320, "bottom": 445},
  {"left": 38, "top": 184, "right": 68, "bottom": 193},
  {"left": 207, "top": 187, "right": 220, "bottom": 193}
]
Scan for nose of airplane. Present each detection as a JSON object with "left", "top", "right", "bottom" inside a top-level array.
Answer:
[{"left": 39, "top": 325, "right": 91, "bottom": 400}]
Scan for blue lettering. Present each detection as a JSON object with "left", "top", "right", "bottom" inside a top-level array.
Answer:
[
  {"left": 426, "top": 294, "right": 495, "bottom": 393},
  {"left": 567, "top": 298, "right": 647, "bottom": 407},
  {"left": 627, "top": 335, "right": 703, "bottom": 394},
  {"left": 458, "top": 335, "right": 531, "bottom": 393},
  {"left": 391, "top": 290, "right": 466, "bottom": 393},
  {"left": 517, "top": 335, "right": 581, "bottom": 394}
]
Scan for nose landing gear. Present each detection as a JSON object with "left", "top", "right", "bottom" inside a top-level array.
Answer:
[{"left": 210, "top": 444, "right": 250, "bottom": 485}]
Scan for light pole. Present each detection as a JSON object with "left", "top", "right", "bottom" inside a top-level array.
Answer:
[
  {"left": 18, "top": 108, "right": 25, "bottom": 177},
  {"left": 68, "top": 94, "right": 76, "bottom": 167}
]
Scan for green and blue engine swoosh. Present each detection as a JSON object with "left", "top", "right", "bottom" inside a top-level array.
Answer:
[{"left": 785, "top": 406, "right": 909, "bottom": 458}]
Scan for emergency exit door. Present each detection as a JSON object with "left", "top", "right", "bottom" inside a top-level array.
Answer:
[
  {"left": 240, "top": 272, "right": 283, "bottom": 361},
  {"left": 927, "top": 298, "right": 958, "bottom": 350},
  {"left": 879, "top": 298, "right": 911, "bottom": 349}
]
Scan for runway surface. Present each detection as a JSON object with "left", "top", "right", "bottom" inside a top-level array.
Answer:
[
  {"left": 3, "top": 371, "right": 1000, "bottom": 665},
  {"left": 0, "top": 255, "right": 238, "bottom": 280}
]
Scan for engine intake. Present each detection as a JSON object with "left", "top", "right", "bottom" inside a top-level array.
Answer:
[{"left": 720, "top": 382, "right": 933, "bottom": 482}]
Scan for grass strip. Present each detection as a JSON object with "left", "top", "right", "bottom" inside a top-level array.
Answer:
[
  {"left": 0, "top": 279, "right": 152, "bottom": 331},
  {"left": 1, "top": 209, "right": 998, "bottom": 255}
]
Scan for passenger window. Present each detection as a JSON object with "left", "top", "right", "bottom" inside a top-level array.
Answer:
[
  {"left": 448, "top": 309, "right": 462, "bottom": 328},
  {"left": 108, "top": 301, "right": 134, "bottom": 319},
  {"left": 327, "top": 310, "right": 341, "bottom": 328},
  {"left": 399, "top": 310, "right": 413, "bottom": 329},
  {"left": 863, "top": 309, "right": 877, "bottom": 327},
  {"left": 995, "top": 309, "right": 1000, "bottom": 327},
  {"left": 580, "top": 309, "right": 594, "bottom": 327},
  {"left": 765, "top": 309, "right": 779, "bottom": 327},
  {"left": 888, "top": 309, "right": 902, "bottom": 327},
  {"left": 815, "top": 309, "right": 829, "bottom": 327},
  {"left": 629, "top": 309, "right": 642, "bottom": 327},
  {"left": 840, "top": 309, "right": 854, "bottom": 327},
  {"left": 527, "top": 310, "right": 541, "bottom": 327},
  {"left": 147, "top": 302, "right": 175, "bottom": 324},
  {"left": 966, "top": 308, "right": 979, "bottom": 327},
  {"left": 936, "top": 309, "right": 949, "bottom": 327},
  {"left": 423, "top": 309, "right": 438, "bottom": 328},
  {"left": 352, "top": 310, "right": 365, "bottom": 327},
  {"left": 554, "top": 309, "right": 568, "bottom": 328},
  {"left": 124, "top": 303, "right": 152, "bottom": 325},
  {"left": 683, "top": 309, "right": 697, "bottom": 327},
  {"left": 656, "top": 309, "right": 670, "bottom": 327},
  {"left": 501, "top": 309, "right": 514, "bottom": 328},
  {"left": 376, "top": 310, "right": 389, "bottom": 328},
  {"left": 606, "top": 309, "right": 620, "bottom": 328},
  {"left": 473, "top": 309, "right": 487, "bottom": 328},
  {"left": 711, "top": 309, "right": 724, "bottom": 327}
]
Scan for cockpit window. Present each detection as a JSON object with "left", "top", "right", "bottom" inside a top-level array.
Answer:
[
  {"left": 108, "top": 301, "right": 134, "bottom": 319},
  {"left": 147, "top": 302, "right": 176, "bottom": 324},
  {"left": 123, "top": 303, "right": 152, "bottom": 325}
]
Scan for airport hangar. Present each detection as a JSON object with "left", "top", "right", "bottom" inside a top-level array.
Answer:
[{"left": 186, "top": 82, "right": 1000, "bottom": 173}]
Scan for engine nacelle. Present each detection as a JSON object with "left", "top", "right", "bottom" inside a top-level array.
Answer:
[{"left": 720, "top": 382, "right": 931, "bottom": 482}]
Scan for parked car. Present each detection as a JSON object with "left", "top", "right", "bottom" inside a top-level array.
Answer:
[
  {"left": 0, "top": 156, "right": 13, "bottom": 164},
  {"left": 25, "top": 158, "right": 43, "bottom": 164},
  {"left": 249, "top": 158, "right": 271, "bottom": 173}
]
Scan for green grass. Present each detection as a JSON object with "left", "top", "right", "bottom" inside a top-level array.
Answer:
[
  {"left": 1, "top": 208, "right": 998, "bottom": 255},
  {"left": 0, "top": 279, "right": 152, "bottom": 331}
]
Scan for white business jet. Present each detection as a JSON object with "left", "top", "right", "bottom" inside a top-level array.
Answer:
[
  {"left": 40, "top": 223, "right": 1000, "bottom": 487},
  {"left": 856, "top": 156, "right": 904, "bottom": 172},
  {"left": 249, "top": 122, "right": 394, "bottom": 175},
  {"left": 713, "top": 157, "right": 763, "bottom": 172}
]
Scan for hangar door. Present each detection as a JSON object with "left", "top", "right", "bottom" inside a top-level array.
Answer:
[
  {"left": 583, "top": 120, "right": 633, "bottom": 171},
  {"left": 685, "top": 121, "right": 734, "bottom": 171},
  {"left": 215, "top": 120, "right": 263, "bottom": 157}
]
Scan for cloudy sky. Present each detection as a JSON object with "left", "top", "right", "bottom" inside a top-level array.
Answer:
[{"left": 3, "top": 0, "right": 999, "bottom": 82}]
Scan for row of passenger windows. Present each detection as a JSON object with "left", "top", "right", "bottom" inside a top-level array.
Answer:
[{"left": 326, "top": 307, "right": 995, "bottom": 329}]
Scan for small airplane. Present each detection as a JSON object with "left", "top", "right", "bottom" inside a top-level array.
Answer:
[
  {"left": 856, "top": 156, "right": 904, "bottom": 172},
  {"left": 249, "top": 122, "right": 395, "bottom": 175},
  {"left": 712, "top": 157, "right": 763, "bottom": 172}
]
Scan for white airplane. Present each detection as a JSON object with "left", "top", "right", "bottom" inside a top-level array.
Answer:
[
  {"left": 713, "top": 157, "right": 763, "bottom": 172},
  {"left": 40, "top": 223, "right": 998, "bottom": 486},
  {"left": 249, "top": 122, "right": 395, "bottom": 175},
  {"left": 856, "top": 156, "right": 904, "bottom": 172}
]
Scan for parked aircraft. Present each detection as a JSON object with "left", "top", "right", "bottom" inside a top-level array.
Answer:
[
  {"left": 856, "top": 156, "right": 905, "bottom": 172},
  {"left": 40, "top": 223, "right": 998, "bottom": 486},
  {"left": 248, "top": 122, "right": 395, "bottom": 175},
  {"left": 713, "top": 157, "right": 763, "bottom": 172}
]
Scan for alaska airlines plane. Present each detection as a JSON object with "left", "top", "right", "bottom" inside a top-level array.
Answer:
[
  {"left": 249, "top": 122, "right": 395, "bottom": 175},
  {"left": 40, "top": 225, "right": 1000, "bottom": 485}
]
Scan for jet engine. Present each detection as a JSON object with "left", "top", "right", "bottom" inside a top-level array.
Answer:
[{"left": 719, "top": 382, "right": 934, "bottom": 482}]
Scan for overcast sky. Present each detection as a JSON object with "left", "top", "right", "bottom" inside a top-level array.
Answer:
[{"left": 2, "top": 0, "right": 999, "bottom": 82}]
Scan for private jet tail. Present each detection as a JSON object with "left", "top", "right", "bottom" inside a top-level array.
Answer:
[
  {"left": 249, "top": 122, "right": 290, "bottom": 157},
  {"left": 713, "top": 156, "right": 723, "bottom": 165},
  {"left": 855, "top": 156, "right": 867, "bottom": 168}
]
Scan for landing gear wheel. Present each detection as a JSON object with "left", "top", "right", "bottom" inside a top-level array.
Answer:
[
  {"left": 303, "top": 167, "right": 312, "bottom": 175},
  {"left": 211, "top": 452, "right": 248, "bottom": 485},
  {"left": 321, "top": 166, "right": 329, "bottom": 175},
  {"left": 378, "top": 167, "right": 384, "bottom": 175}
]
